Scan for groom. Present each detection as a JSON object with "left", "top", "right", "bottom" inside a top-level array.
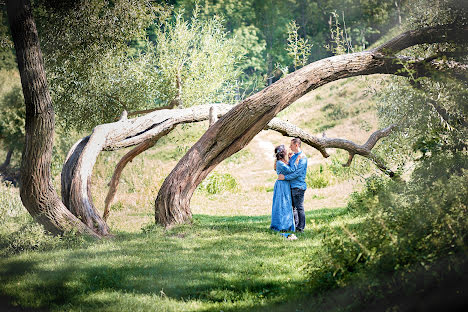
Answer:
[{"left": 278, "top": 138, "right": 308, "bottom": 232}]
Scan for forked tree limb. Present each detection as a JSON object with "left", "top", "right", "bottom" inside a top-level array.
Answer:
[
  {"left": 102, "top": 129, "right": 173, "bottom": 221},
  {"left": 268, "top": 118, "right": 396, "bottom": 175}
]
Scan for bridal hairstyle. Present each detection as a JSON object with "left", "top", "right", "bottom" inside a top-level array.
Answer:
[{"left": 274, "top": 145, "right": 287, "bottom": 161}]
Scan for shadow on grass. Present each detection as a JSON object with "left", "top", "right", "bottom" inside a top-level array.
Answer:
[{"left": 0, "top": 206, "right": 352, "bottom": 311}]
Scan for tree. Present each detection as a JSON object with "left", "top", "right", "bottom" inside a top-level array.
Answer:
[
  {"left": 376, "top": 0, "right": 468, "bottom": 170},
  {"left": 6, "top": 0, "right": 98, "bottom": 236},
  {"left": 153, "top": 24, "right": 468, "bottom": 227},
  {"left": 4, "top": 0, "right": 245, "bottom": 236},
  {"left": 6, "top": 0, "right": 467, "bottom": 236},
  {"left": 34, "top": 0, "right": 160, "bottom": 131},
  {"left": 151, "top": 8, "right": 242, "bottom": 109}
]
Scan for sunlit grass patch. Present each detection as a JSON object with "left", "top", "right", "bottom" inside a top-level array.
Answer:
[{"left": 0, "top": 208, "right": 354, "bottom": 311}]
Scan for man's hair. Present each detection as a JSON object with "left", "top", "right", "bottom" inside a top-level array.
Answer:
[{"left": 291, "top": 138, "right": 301, "bottom": 147}]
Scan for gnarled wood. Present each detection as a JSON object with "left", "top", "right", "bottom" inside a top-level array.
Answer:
[
  {"left": 154, "top": 24, "right": 468, "bottom": 227},
  {"left": 102, "top": 130, "right": 172, "bottom": 221},
  {"left": 7, "top": 0, "right": 98, "bottom": 236},
  {"left": 61, "top": 104, "right": 233, "bottom": 231}
]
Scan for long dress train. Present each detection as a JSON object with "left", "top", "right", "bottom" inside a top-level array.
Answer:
[{"left": 270, "top": 161, "right": 296, "bottom": 232}]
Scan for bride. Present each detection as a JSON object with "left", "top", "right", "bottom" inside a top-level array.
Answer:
[{"left": 270, "top": 144, "right": 301, "bottom": 233}]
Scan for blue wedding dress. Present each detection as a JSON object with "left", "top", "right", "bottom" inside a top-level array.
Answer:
[{"left": 270, "top": 161, "right": 296, "bottom": 232}]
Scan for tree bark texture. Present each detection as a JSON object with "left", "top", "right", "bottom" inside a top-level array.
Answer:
[
  {"left": 154, "top": 25, "right": 468, "bottom": 227},
  {"left": 7, "top": 0, "right": 97, "bottom": 236},
  {"left": 61, "top": 104, "right": 233, "bottom": 232}
]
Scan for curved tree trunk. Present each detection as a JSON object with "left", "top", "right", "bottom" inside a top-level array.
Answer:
[
  {"left": 61, "top": 104, "right": 233, "bottom": 232},
  {"left": 154, "top": 25, "right": 468, "bottom": 227},
  {"left": 7, "top": 0, "right": 98, "bottom": 236}
]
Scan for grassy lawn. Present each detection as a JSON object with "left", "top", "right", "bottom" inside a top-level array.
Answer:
[
  {"left": 0, "top": 76, "right": 384, "bottom": 311},
  {"left": 0, "top": 208, "right": 354, "bottom": 312}
]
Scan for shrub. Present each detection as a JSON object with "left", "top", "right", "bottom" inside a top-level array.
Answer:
[
  {"left": 306, "top": 165, "right": 330, "bottom": 188},
  {"left": 306, "top": 152, "right": 468, "bottom": 292},
  {"left": 198, "top": 172, "right": 239, "bottom": 194},
  {"left": 347, "top": 175, "right": 388, "bottom": 214}
]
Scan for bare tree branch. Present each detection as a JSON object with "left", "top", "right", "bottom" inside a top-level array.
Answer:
[{"left": 268, "top": 118, "right": 396, "bottom": 175}]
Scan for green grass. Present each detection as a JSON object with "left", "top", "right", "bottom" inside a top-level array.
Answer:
[{"left": 0, "top": 208, "right": 351, "bottom": 312}]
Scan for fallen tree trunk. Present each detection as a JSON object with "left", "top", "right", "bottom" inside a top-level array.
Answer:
[{"left": 154, "top": 24, "right": 468, "bottom": 227}]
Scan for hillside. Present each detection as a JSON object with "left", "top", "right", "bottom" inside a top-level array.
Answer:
[{"left": 86, "top": 74, "right": 388, "bottom": 232}]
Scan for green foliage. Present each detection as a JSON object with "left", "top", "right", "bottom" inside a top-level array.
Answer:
[
  {"left": 32, "top": 2, "right": 243, "bottom": 131},
  {"left": 347, "top": 175, "right": 388, "bottom": 214},
  {"left": 306, "top": 152, "right": 468, "bottom": 292},
  {"left": 325, "top": 11, "right": 353, "bottom": 55},
  {"left": 0, "top": 183, "right": 85, "bottom": 255},
  {"left": 198, "top": 172, "right": 239, "bottom": 194},
  {"left": 375, "top": 0, "right": 467, "bottom": 167},
  {"left": 153, "top": 7, "right": 243, "bottom": 108},
  {"left": 34, "top": 0, "right": 160, "bottom": 131},
  {"left": 233, "top": 25, "right": 267, "bottom": 74},
  {"left": 305, "top": 156, "right": 359, "bottom": 189},
  {"left": 306, "top": 165, "right": 329, "bottom": 189},
  {"left": 286, "top": 20, "right": 312, "bottom": 70},
  {"left": 0, "top": 71, "right": 24, "bottom": 152},
  {"left": 0, "top": 10, "right": 16, "bottom": 70}
]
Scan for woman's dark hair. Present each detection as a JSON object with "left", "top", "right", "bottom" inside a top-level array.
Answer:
[{"left": 274, "top": 145, "right": 286, "bottom": 160}]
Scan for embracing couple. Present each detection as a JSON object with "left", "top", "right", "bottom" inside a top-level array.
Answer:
[{"left": 270, "top": 138, "right": 308, "bottom": 235}]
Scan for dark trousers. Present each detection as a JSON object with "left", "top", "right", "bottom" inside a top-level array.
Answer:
[{"left": 291, "top": 188, "right": 306, "bottom": 231}]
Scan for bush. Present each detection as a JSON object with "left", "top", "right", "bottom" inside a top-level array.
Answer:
[
  {"left": 347, "top": 175, "right": 388, "bottom": 214},
  {"left": 306, "top": 152, "right": 468, "bottom": 292},
  {"left": 198, "top": 172, "right": 239, "bottom": 195},
  {"left": 306, "top": 165, "right": 330, "bottom": 188}
]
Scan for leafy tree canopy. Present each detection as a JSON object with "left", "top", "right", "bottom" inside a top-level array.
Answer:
[{"left": 30, "top": 0, "right": 244, "bottom": 131}]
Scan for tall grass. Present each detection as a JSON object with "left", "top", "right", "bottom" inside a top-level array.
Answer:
[{"left": 0, "top": 183, "right": 85, "bottom": 255}]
